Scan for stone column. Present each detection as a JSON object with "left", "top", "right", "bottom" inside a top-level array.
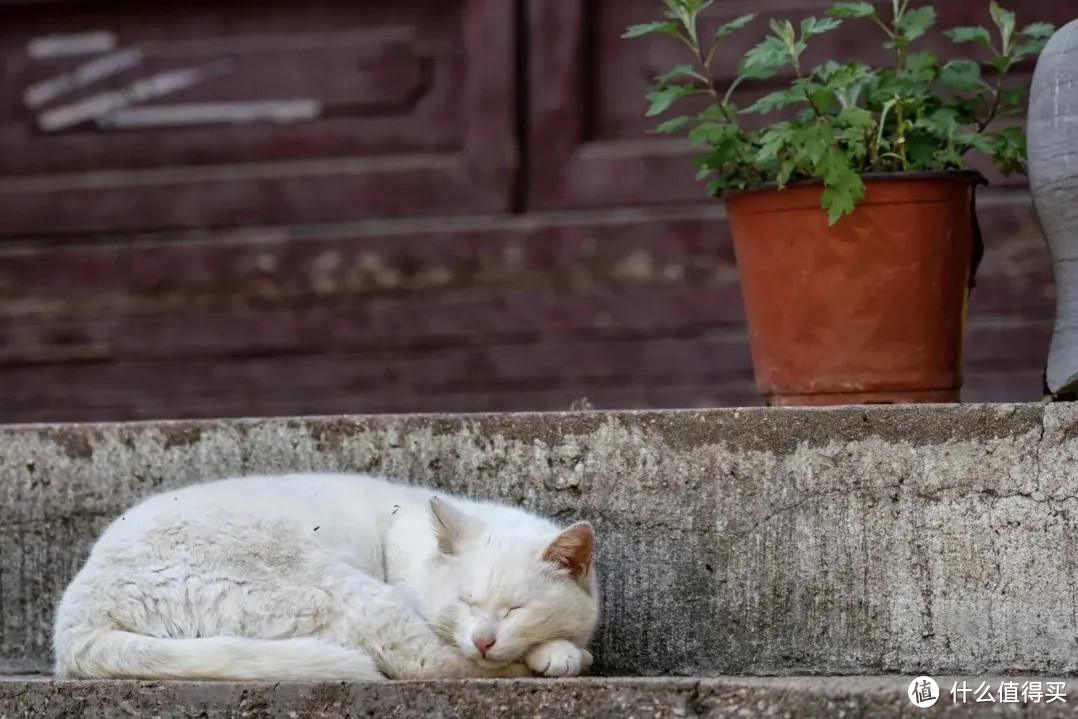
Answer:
[{"left": 1029, "top": 20, "right": 1078, "bottom": 398}]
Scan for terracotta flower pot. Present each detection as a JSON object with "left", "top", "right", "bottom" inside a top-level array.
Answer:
[{"left": 724, "top": 171, "right": 981, "bottom": 406}]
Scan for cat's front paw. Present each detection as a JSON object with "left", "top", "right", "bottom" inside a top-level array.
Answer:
[{"left": 525, "top": 640, "right": 592, "bottom": 677}]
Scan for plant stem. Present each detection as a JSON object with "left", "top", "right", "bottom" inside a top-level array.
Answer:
[
  {"left": 977, "top": 67, "right": 1006, "bottom": 132},
  {"left": 792, "top": 56, "right": 825, "bottom": 119},
  {"left": 874, "top": 102, "right": 892, "bottom": 159},
  {"left": 721, "top": 76, "right": 745, "bottom": 106},
  {"left": 679, "top": 11, "right": 761, "bottom": 150},
  {"left": 895, "top": 99, "right": 907, "bottom": 168},
  {"left": 891, "top": 0, "right": 909, "bottom": 71},
  {"left": 682, "top": 15, "right": 757, "bottom": 139},
  {"left": 870, "top": 15, "right": 895, "bottom": 39},
  {"left": 692, "top": 45, "right": 739, "bottom": 124}
]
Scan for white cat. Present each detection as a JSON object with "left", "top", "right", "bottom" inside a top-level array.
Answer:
[{"left": 53, "top": 473, "right": 599, "bottom": 681}]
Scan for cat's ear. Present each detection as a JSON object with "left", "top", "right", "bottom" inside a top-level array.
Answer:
[
  {"left": 542, "top": 521, "right": 594, "bottom": 580},
  {"left": 429, "top": 497, "right": 478, "bottom": 555}
]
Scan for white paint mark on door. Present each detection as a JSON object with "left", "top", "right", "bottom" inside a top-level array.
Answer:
[
  {"left": 98, "top": 99, "right": 323, "bottom": 129},
  {"left": 36, "top": 57, "right": 236, "bottom": 132},
  {"left": 27, "top": 31, "right": 117, "bottom": 59},
  {"left": 23, "top": 48, "right": 144, "bottom": 109}
]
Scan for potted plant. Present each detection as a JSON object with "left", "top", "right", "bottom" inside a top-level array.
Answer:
[{"left": 625, "top": 0, "right": 1054, "bottom": 405}]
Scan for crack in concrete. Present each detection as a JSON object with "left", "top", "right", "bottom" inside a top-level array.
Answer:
[
  {"left": 722, "top": 481, "right": 1071, "bottom": 546},
  {"left": 723, "top": 488, "right": 850, "bottom": 542},
  {"left": 1035, "top": 408, "right": 1047, "bottom": 496}
]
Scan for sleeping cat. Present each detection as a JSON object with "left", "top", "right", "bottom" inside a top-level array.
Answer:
[{"left": 53, "top": 473, "right": 599, "bottom": 681}]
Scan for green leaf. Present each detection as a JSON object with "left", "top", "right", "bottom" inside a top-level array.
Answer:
[
  {"left": 904, "top": 49, "right": 939, "bottom": 79},
  {"left": 916, "top": 107, "right": 959, "bottom": 136},
  {"left": 687, "top": 120, "right": 740, "bottom": 148},
  {"left": 896, "top": 6, "right": 936, "bottom": 42},
  {"left": 939, "top": 59, "right": 984, "bottom": 91},
  {"left": 739, "top": 35, "right": 791, "bottom": 79},
  {"left": 804, "top": 82, "right": 837, "bottom": 114},
  {"left": 661, "top": 0, "right": 699, "bottom": 27},
  {"left": 645, "top": 85, "right": 697, "bottom": 116},
  {"left": 821, "top": 180, "right": 863, "bottom": 224},
  {"left": 801, "top": 16, "right": 842, "bottom": 38},
  {"left": 989, "top": 1, "right": 1016, "bottom": 45},
  {"left": 622, "top": 21, "right": 681, "bottom": 39},
  {"left": 1012, "top": 38, "right": 1049, "bottom": 61},
  {"left": 819, "top": 149, "right": 864, "bottom": 224},
  {"left": 999, "top": 87, "right": 1027, "bottom": 107},
  {"left": 770, "top": 18, "right": 797, "bottom": 44},
  {"left": 835, "top": 107, "right": 875, "bottom": 158},
  {"left": 655, "top": 64, "right": 707, "bottom": 85},
  {"left": 934, "top": 147, "right": 965, "bottom": 167},
  {"left": 939, "top": 95, "right": 982, "bottom": 125},
  {"left": 988, "top": 125, "right": 1028, "bottom": 174},
  {"left": 741, "top": 87, "right": 807, "bottom": 114},
  {"left": 794, "top": 123, "right": 835, "bottom": 166},
  {"left": 945, "top": 26, "right": 993, "bottom": 48},
  {"left": 989, "top": 54, "right": 1015, "bottom": 73},
  {"left": 904, "top": 130, "right": 940, "bottom": 168},
  {"left": 755, "top": 124, "right": 794, "bottom": 165},
  {"left": 826, "top": 2, "right": 876, "bottom": 19},
  {"left": 836, "top": 106, "right": 874, "bottom": 129},
  {"left": 1021, "top": 22, "right": 1055, "bottom": 39},
  {"left": 776, "top": 161, "right": 797, "bottom": 186},
  {"left": 653, "top": 115, "right": 695, "bottom": 134},
  {"left": 715, "top": 13, "right": 757, "bottom": 41},
  {"left": 816, "top": 61, "right": 876, "bottom": 108},
  {"left": 956, "top": 132, "right": 996, "bottom": 153},
  {"left": 693, "top": 119, "right": 756, "bottom": 185}
]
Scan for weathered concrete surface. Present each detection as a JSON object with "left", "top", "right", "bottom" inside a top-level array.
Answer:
[
  {"left": 2, "top": 676, "right": 1077, "bottom": 718},
  {"left": 3, "top": 404, "right": 1078, "bottom": 676}
]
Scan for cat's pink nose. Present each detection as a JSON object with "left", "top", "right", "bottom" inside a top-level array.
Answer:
[{"left": 472, "top": 634, "right": 496, "bottom": 655}]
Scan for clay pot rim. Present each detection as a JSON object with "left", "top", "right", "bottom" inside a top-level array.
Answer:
[{"left": 722, "top": 169, "right": 987, "bottom": 199}]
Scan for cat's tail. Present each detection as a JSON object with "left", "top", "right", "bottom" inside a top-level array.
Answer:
[{"left": 55, "top": 627, "right": 385, "bottom": 681}]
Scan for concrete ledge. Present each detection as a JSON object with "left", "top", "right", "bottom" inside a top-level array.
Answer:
[
  {"left": 2, "top": 677, "right": 1076, "bottom": 718},
  {"left": 3, "top": 404, "right": 1078, "bottom": 676}
]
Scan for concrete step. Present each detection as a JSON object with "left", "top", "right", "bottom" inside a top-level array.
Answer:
[
  {"left": 3, "top": 676, "right": 1078, "bottom": 717},
  {"left": 2, "top": 404, "right": 1077, "bottom": 677}
]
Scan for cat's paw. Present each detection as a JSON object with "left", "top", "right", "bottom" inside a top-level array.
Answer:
[{"left": 525, "top": 640, "right": 591, "bottom": 677}]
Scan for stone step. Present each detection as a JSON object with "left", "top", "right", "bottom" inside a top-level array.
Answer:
[
  {"left": 2, "top": 676, "right": 1076, "bottom": 717},
  {"left": 2, "top": 404, "right": 1077, "bottom": 677}
]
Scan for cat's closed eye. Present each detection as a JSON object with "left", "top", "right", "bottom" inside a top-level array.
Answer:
[{"left": 502, "top": 605, "right": 524, "bottom": 619}]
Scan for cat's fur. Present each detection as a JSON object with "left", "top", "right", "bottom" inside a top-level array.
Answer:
[{"left": 53, "top": 473, "right": 599, "bottom": 681}]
